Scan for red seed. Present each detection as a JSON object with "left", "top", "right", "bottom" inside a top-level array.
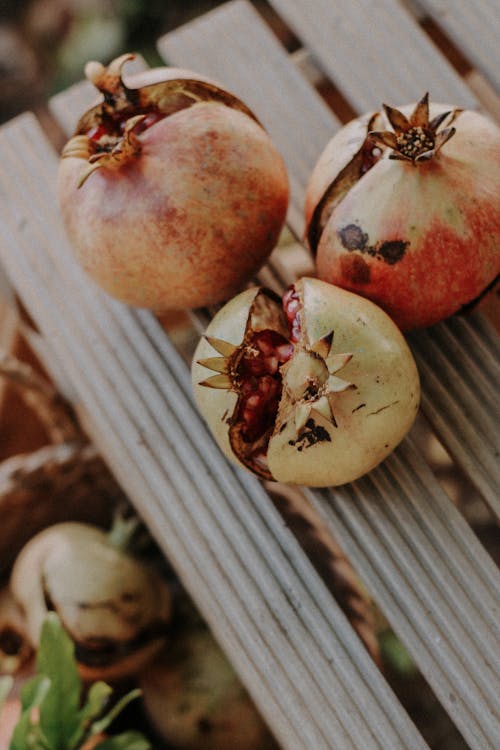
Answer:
[
  {"left": 236, "top": 328, "right": 293, "bottom": 447},
  {"left": 276, "top": 343, "right": 294, "bottom": 361},
  {"left": 245, "top": 394, "right": 262, "bottom": 409},
  {"left": 86, "top": 124, "right": 108, "bottom": 141}
]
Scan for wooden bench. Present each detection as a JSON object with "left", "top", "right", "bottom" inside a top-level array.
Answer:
[{"left": 0, "top": 1, "right": 499, "bottom": 748}]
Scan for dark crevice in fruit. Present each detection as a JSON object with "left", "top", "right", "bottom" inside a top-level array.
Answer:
[
  {"left": 236, "top": 329, "right": 292, "bottom": 445},
  {"left": 306, "top": 113, "right": 383, "bottom": 254},
  {"left": 231, "top": 329, "right": 292, "bottom": 478},
  {"left": 197, "top": 717, "right": 214, "bottom": 735},
  {"left": 360, "top": 137, "right": 383, "bottom": 175},
  {"left": 230, "top": 286, "right": 302, "bottom": 479},
  {"left": 73, "top": 621, "right": 168, "bottom": 667}
]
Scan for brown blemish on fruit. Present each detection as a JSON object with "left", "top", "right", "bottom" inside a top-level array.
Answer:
[
  {"left": 352, "top": 403, "right": 366, "bottom": 413},
  {"left": 338, "top": 224, "right": 408, "bottom": 267},
  {"left": 377, "top": 240, "right": 408, "bottom": 265},
  {"left": 341, "top": 254, "right": 371, "bottom": 284},
  {"left": 288, "top": 418, "right": 331, "bottom": 451},
  {"left": 338, "top": 223, "right": 368, "bottom": 250}
]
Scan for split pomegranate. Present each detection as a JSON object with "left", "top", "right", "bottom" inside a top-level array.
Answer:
[
  {"left": 305, "top": 94, "right": 500, "bottom": 330},
  {"left": 57, "top": 54, "right": 289, "bottom": 310},
  {"left": 192, "top": 278, "right": 420, "bottom": 487}
]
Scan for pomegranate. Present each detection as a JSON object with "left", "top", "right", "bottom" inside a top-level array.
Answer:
[
  {"left": 140, "top": 625, "right": 277, "bottom": 750},
  {"left": 305, "top": 94, "right": 500, "bottom": 330},
  {"left": 10, "top": 521, "right": 171, "bottom": 682},
  {"left": 192, "top": 278, "right": 420, "bottom": 487},
  {"left": 57, "top": 54, "right": 289, "bottom": 310}
]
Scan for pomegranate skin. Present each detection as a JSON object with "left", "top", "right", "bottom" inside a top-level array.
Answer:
[
  {"left": 307, "top": 107, "right": 500, "bottom": 330},
  {"left": 58, "top": 101, "right": 289, "bottom": 310},
  {"left": 192, "top": 278, "right": 420, "bottom": 487}
]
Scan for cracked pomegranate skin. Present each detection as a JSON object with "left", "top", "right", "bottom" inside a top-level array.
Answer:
[
  {"left": 58, "top": 102, "right": 289, "bottom": 310},
  {"left": 307, "top": 108, "right": 500, "bottom": 330},
  {"left": 192, "top": 279, "right": 420, "bottom": 487}
]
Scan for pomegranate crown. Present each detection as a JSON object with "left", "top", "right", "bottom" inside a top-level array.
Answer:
[{"left": 369, "top": 92, "right": 458, "bottom": 163}]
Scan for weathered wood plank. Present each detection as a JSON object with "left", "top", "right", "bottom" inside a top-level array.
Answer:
[
  {"left": 268, "top": 0, "right": 478, "bottom": 111},
  {"left": 414, "top": 0, "right": 500, "bottom": 91},
  {"left": 0, "top": 111, "right": 430, "bottom": 750}
]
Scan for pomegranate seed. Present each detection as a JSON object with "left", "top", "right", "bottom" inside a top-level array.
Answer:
[
  {"left": 86, "top": 125, "right": 108, "bottom": 141},
  {"left": 236, "top": 328, "right": 294, "bottom": 448},
  {"left": 268, "top": 356, "right": 280, "bottom": 373},
  {"left": 276, "top": 343, "right": 294, "bottom": 361},
  {"left": 245, "top": 394, "right": 262, "bottom": 409},
  {"left": 282, "top": 286, "right": 302, "bottom": 342}
]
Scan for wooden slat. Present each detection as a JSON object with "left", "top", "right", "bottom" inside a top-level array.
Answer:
[
  {"left": 159, "top": 3, "right": 500, "bottom": 748},
  {"left": 309, "top": 441, "right": 500, "bottom": 749},
  {"left": 0, "top": 111, "right": 432, "bottom": 750},
  {"left": 414, "top": 0, "right": 500, "bottom": 91},
  {"left": 268, "top": 0, "right": 478, "bottom": 111},
  {"left": 408, "top": 322, "right": 500, "bottom": 517}
]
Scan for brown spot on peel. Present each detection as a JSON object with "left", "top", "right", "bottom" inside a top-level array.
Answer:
[
  {"left": 338, "top": 224, "right": 368, "bottom": 250},
  {"left": 338, "top": 224, "right": 409, "bottom": 270},
  {"left": 288, "top": 418, "right": 332, "bottom": 451},
  {"left": 377, "top": 240, "right": 407, "bottom": 265},
  {"left": 341, "top": 254, "right": 371, "bottom": 284}
]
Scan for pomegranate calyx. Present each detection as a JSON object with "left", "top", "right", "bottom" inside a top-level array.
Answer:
[
  {"left": 196, "top": 357, "right": 229, "bottom": 374},
  {"left": 198, "top": 373, "right": 233, "bottom": 390},
  {"left": 369, "top": 93, "right": 459, "bottom": 164},
  {"left": 306, "top": 95, "right": 463, "bottom": 254},
  {"left": 308, "top": 329, "right": 333, "bottom": 358},
  {"left": 75, "top": 115, "right": 145, "bottom": 187}
]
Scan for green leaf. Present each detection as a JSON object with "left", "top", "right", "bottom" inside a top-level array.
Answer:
[
  {"left": 35, "top": 613, "right": 82, "bottom": 749},
  {"left": 0, "top": 675, "right": 13, "bottom": 711},
  {"left": 94, "top": 731, "right": 151, "bottom": 750},
  {"left": 68, "top": 682, "right": 112, "bottom": 749},
  {"left": 91, "top": 689, "right": 142, "bottom": 734},
  {"left": 80, "top": 681, "right": 113, "bottom": 724},
  {"left": 20, "top": 675, "right": 52, "bottom": 712},
  {"left": 5, "top": 614, "right": 150, "bottom": 750},
  {"left": 9, "top": 676, "right": 51, "bottom": 750}
]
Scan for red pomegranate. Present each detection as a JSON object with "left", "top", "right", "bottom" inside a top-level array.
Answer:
[
  {"left": 58, "top": 54, "right": 289, "bottom": 311},
  {"left": 305, "top": 94, "right": 500, "bottom": 330}
]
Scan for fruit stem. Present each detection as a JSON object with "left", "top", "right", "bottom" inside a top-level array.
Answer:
[{"left": 84, "top": 53, "right": 139, "bottom": 111}]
